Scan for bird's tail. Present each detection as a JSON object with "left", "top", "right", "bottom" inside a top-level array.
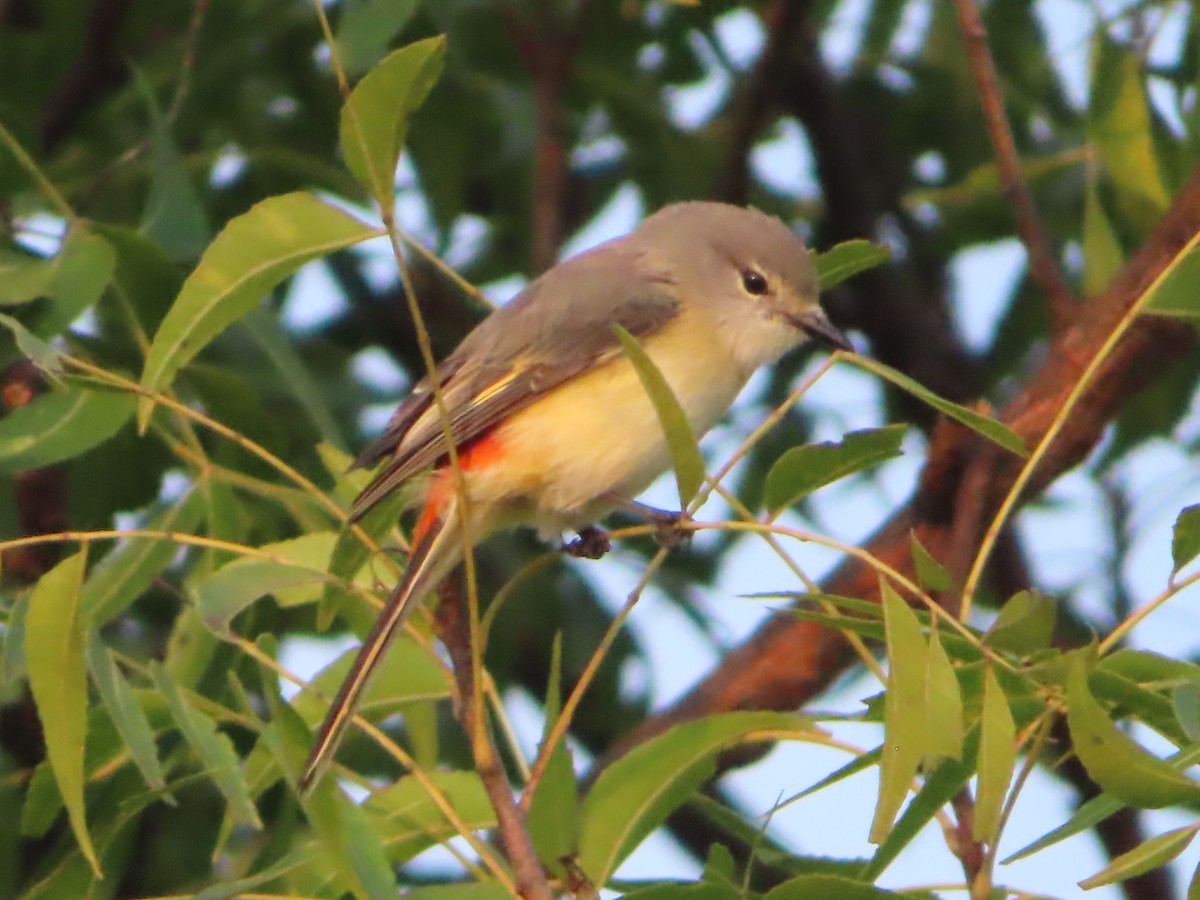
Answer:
[{"left": 299, "top": 512, "right": 461, "bottom": 793}]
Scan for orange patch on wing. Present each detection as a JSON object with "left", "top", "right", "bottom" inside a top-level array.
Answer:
[{"left": 411, "top": 431, "right": 507, "bottom": 545}]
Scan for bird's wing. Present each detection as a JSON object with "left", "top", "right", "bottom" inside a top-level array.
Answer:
[{"left": 349, "top": 244, "right": 679, "bottom": 520}]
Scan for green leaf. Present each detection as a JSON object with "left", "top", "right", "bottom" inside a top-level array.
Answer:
[
  {"left": 1066, "top": 656, "right": 1200, "bottom": 808},
  {"left": 764, "top": 874, "right": 910, "bottom": 899},
  {"left": 864, "top": 735, "right": 975, "bottom": 881},
  {"left": 984, "top": 590, "right": 1056, "bottom": 654},
  {"left": 0, "top": 246, "right": 55, "bottom": 305},
  {"left": 261, "top": 698, "right": 395, "bottom": 898},
  {"left": 848, "top": 356, "right": 1026, "bottom": 456},
  {"left": 336, "top": 0, "right": 421, "bottom": 76},
  {"left": 1088, "top": 37, "right": 1170, "bottom": 222},
  {"left": 1003, "top": 740, "right": 1200, "bottom": 864},
  {"left": 340, "top": 36, "right": 447, "bottom": 204},
  {"left": 923, "top": 626, "right": 962, "bottom": 770},
  {"left": 1079, "top": 824, "right": 1200, "bottom": 890},
  {"left": 0, "top": 312, "right": 64, "bottom": 377},
  {"left": 1174, "top": 681, "right": 1200, "bottom": 743},
  {"left": 615, "top": 324, "right": 707, "bottom": 508},
  {"left": 1171, "top": 504, "right": 1200, "bottom": 574},
  {"left": 1082, "top": 180, "right": 1123, "bottom": 297},
  {"left": 1145, "top": 247, "right": 1200, "bottom": 321},
  {"left": 136, "top": 67, "right": 210, "bottom": 262},
  {"left": 291, "top": 637, "right": 451, "bottom": 732},
  {"left": 973, "top": 665, "right": 1015, "bottom": 843},
  {"left": 529, "top": 634, "right": 578, "bottom": 873},
  {"left": 241, "top": 307, "right": 347, "bottom": 450},
  {"left": 19, "top": 761, "right": 61, "bottom": 839},
  {"left": 81, "top": 490, "right": 206, "bottom": 625},
  {"left": 910, "top": 534, "right": 951, "bottom": 593},
  {"left": 151, "top": 663, "right": 262, "bottom": 829},
  {"left": 24, "top": 551, "right": 101, "bottom": 876},
  {"left": 764, "top": 425, "right": 907, "bottom": 513},
  {"left": 365, "top": 772, "right": 496, "bottom": 865},
  {"left": 138, "top": 192, "right": 378, "bottom": 428},
  {"left": 870, "top": 581, "right": 927, "bottom": 843},
  {"left": 578, "top": 711, "right": 811, "bottom": 885},
  {"left": 0, "top": 384, "right": 135, "bottom": 472},
  {"left": 34, "top": 229, "right": 117, "bottom": 338},
  {"left": 194, "top": 532, "right": 341, "bottom": 635},
  {"left": 85, "top": 634, "right": 171, "bottom": 797},
  {"left": 813, "top": 240, "right": 891, "bottom": 290}
]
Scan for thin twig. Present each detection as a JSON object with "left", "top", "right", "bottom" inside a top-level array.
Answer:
[
  {"left": 437, "top": 578, "right": 553, "bottom": 900},
  {"left": 952, "top": 0, "right": 1076, "bottom": 333}
]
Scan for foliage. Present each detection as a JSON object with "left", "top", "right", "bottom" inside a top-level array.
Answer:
[{"left": 1, "top": 2, "right": 1199, "bottom": 899}]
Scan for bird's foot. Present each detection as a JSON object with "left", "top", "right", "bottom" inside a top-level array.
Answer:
[
  {"left": 563, "top": 525, "right": 612, "bottom": 560},
  {"left": 642, "top": 506, "right": 695, "bottom": 550}
]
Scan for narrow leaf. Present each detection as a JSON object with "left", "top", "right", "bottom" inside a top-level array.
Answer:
[
  {"left": 81, "top": 491, "right": 206, "bottom": 626},
  {"left": 242, "top": 307, "right": 347, "bottom": 450},
  {"left": 529, "top": 634, "right": 578, "bottom": 873},
  {"left": 194, "top": 532, "right": 340, "bottom": 635},
  {"left": 615, "top": 324, "right": 706, "bottom": 507},
  {"left": 923, "top": 626, "right": 962, "bottom": 770},
  {"left": 1066, "top": 657, "right": 1200, "bottom": 807},
  {"left": 579, "top": 711, "right": 811, "bottom": 885},
  {"left": 1145, "top": 247, "right": 1200, "bottom": 321},
  {"left": 870, "top": 581, "right": 926, "bottom": 843},
  {"left": 340, "top": 36, "right": 447, "bottom": 204},
  {"left": 1003, "top": 743, "right": 1200, "bottom": 863},
  {"left": 1174, "top": 682, "right": 1200, "bottom": 743},
  {"left": 34, "top": 229, "right": 117, "bottom": 338},
  {"left": 0, "top": 385, "right": 134, "bottom": 472},
  {"left": 849, "top": 356, "right": 1026, "bottom": 456},
  {"left": 138, "top": 192, "right": 378, "bottom": 427},
  {"left": 1088, "top": 38, "right": 1171, "bottom": 220},
  {"left": 1082, "top": 181, "right": 1123, "bottom": 297},
  {"left": 813, "top": 240, "right": 890, "bottom": 290},
  {"left": 764, "top": 425, "right": 906, "bottom": 513},
  {"left": 24, "top": 551, "right": 101, "bottom": 875},
  {"left": 1079, "top": 824, "right": 1199, "bottom": 890},
  {"left": 261, "top": 698, "right": 395, "bottom": 897},
  {"left": 86, "top": 634, "right": 170, "bottom": 797},
  {"left": 336, "top": 0, "right": 422, "bottom": 76},
  {"left": 0, "top": 312, "right": 64, "bottom": 377},
  {"left": 910, "top": 534, "right": 951, "bottom": 592},
  {"left": 973, "top": 665, "right": 1015, "bottom": 843},
  {"left": 764, "top": 874, "right": 907, "bottom": 899},
  {"left": 1172, "top": 504, "right": 1200, "bottom": 574},
  {"left": 984, "top": 590, "right": 1056, "bottom": 654},
  {"left": 151, "top": 663, "right": 262, "bottom": 828}
]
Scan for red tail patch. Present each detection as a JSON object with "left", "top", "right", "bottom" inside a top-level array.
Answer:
[{"left": 411, "top": 431, "right": 506, "bottom": 545}]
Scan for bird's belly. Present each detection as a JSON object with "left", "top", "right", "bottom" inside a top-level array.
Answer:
[{"left": 470, "top": 314, "right": 744, "bottom": 530}]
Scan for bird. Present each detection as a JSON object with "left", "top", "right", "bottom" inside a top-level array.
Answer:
[{"left": 299, "top": 201, "right": 850, "bottom": 791}]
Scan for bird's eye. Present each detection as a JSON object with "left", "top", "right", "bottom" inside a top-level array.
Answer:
[{"left": 741, "top": 269, "right": 769, "bottom": 296}]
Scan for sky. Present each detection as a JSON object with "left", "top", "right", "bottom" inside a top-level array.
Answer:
[{"left": 278, "top": 0, "right": 1200, "bottom": 896}]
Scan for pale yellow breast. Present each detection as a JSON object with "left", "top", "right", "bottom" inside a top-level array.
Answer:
[{"left": 468, "top": 310, "right": 746, "bottom": 528}]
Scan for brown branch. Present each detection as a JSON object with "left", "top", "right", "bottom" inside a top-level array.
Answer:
[
  {"left": 948, "top": 788, "right": 986, "bottom": 895},
  {"left": 509, "top": 17, "right": 577, "bottom": 272},
  {"left": 436, "top": 578, "right": 553, "bottom": 900},
  {"left": 600, "top": 163, "right": 1200, "bottom": 766},
  {"left": 711, "top": 0, "right": 801, "bottom": 205},
  {"left": 39, "top": 0, "right": 132, "bottom": 152},
  {"left": 952, "top": 0, "right": 1077, "bottom": 334}
]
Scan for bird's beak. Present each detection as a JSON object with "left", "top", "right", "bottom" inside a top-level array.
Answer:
[{"left": 791, "top": 306, "right": 852, "bottom": 352}]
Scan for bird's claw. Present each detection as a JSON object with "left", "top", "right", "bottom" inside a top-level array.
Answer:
[{"left": 564, "top": 525, "right": 612, "bottom": 559}]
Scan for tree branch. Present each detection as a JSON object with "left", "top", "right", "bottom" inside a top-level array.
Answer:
[
  {"left": 600, "top": 163, "right": 1200, "bottom": 766},
  {"left": 436, "top": 578, "right": 553, "bottom": 900},
  {"left": 952, "top": 0, "right": 1077, "bottom": 334}
]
